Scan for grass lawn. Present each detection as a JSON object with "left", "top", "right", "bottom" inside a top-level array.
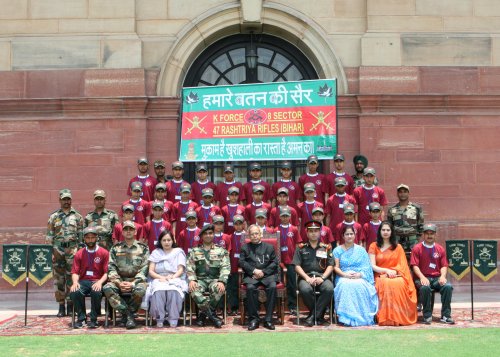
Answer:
[{"left": 2, "top": 328, "right": 500, "bottom": 356}]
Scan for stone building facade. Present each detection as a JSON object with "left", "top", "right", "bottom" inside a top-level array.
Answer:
[{"left": 1, "top": 1, "right": 500, "bottom": 286}]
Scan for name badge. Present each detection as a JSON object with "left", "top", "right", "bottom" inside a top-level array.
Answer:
[
  {"left": 316, "top": 250, "right": 327, "bottom": 259},
  {"left": 338, "top": 204, "right": 344, "bottom": 208},
  {"left": 429, "top": 263, "right": 436, "bottom": 269},
  {"left": 175, "top": 195, "right": 181, "bottom": 200},
  {"left": 200, "top": 199, "right": 205, "bottom": 206},
  {"left": 203, "top": 222, "right": 209, "bottom": 226},
  {"left": 188, "top": 248, "right": 192, "bottom": 253},
  {"left": 226, "top": 197, "right": 230, "bottom": 201},
  {"left": 181, "top": 217, "right": 186, "bottom": 222},
  {"left": 153, "top": 241, "right": 158, "bottom": 246},
  {"left": 86, "top": 271, "right": 94, "bottom": 277},
  {"left": 281, "top": 246, "right": 288, "bottom": 252},
  {"left": 233, "top": 253, "right": 240, "bottom": 258},
  {"left": 365, "top": 205, "right": 370, "bottom": 210},
  {"left": 228, "top": 222, "right": 234, "bottom": 227}
]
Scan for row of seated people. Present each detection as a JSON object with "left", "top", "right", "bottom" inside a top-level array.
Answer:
[{"left": 70, "top": 218, "right": 453, "bottom": 330}]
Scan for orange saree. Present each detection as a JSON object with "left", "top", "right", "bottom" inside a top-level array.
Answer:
[{"left": 368, "top": 243, "right": 417, "bottom": 326}]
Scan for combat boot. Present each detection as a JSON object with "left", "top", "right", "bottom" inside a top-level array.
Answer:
[
  {"left": 206, "top": 309, "right": 223, "bottom": 328},
  {"left": 56, "top": 304, "right": 66, "bottom": 317},
  {"left": 126, "top": 312, "right": 136, "bottom": 329},
  {"left": 195, "top": 312, "right": 207, "bottom": 327}
]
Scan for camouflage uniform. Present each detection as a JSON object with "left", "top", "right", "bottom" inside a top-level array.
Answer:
[
  {"left": 387, "top": 202, "right": 424, "bottom": 253},
  {"left": 46, "top": 207, "right": 84, "bottom": 304},
  {"left": 84, "top": 208, "right": 119, "bottom": 250},
  {"left": 103, "top": 240, "right": 149, "bottom": 314},
  {"left": 187, "top": 245, "right": 230, "bottom": 312}
]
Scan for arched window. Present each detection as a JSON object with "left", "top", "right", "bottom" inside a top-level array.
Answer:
[{"left": 182, "top": 34, "right": 323, "bottom": 184}]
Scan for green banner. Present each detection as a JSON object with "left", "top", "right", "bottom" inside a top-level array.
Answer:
[
  {"left": 445, "top": 240, "right": 470, "bottom": 280},
  {"left": 2, "top": 245, "right": 27, "bottom": 286},
  {"left": 473, "top": 240, "right": 498, "bottom": 282},
  {"left": 28, "top": 245, "right": 53, "bottom": 286},
  {"left": 180, "top": 79, "right": 337, "bottom": 161}
]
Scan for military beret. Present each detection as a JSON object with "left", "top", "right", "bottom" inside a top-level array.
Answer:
[
  {"left": 93, "top": 189, "right": 106, "bottom": 198},
  {"left": 423, "top": 223, "right": 437, "bottom": 233},
  {"left": 202, "top": 188, "right": 214, "bottom": 197},
  {"left": 123, "top": 220, "right": 136, "bottom": 229},
  {"left": 199, "top": 224, "right": 214, "bottom": 236},
  {"left": 303, "top": 182, "right": 316, "bottom": 193},
  {"left": 307, "top": 155, "right": 318, "bottom": 164},
  {"left": 59, "top": 188, "right": 72, "bottom": 199},
  {"left": 255, "top": 208, "right": 268, "bottom": 218},
  {"left": 305, "top": 220, "right": 322, "bottom": 230},
  {"left": 154, "top": 160, "right": 165, "bottom": 168},
  {"left": 253, "top": 184, "right": 265, "bottom": 193},
  {"left": 334, "top": 177, "right": 347, "bottom": 186},
  {"left": 343, "top": 203, "right": 355, "bottom": 214},
  {"left": 333, "top": 153, "right": 345, "bottom": 161},
  {"left": 228, "top": 186, "right": 239, "bottom": 194},
  {"left": 279, "top": 207, "right": 291, "bottom": 216},
  {"left": 83, "top": 226, "right": 98, "bottom": 236}
]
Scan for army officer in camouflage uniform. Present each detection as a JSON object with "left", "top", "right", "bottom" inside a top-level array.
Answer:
[
  {"left": 187, "top": 224, "right": 230, "bottom": 328},
  {"left": 103, "top": 220, "right": 149, "bottom": 329},
  {"left": 84, "top": 189, "right": 119, "bottom": 250},
  {"left": 46, "top": 188, "right": 84, "bottom": 317},
  {"left": 387, "top": 184, "right": 424, "bottom": 254}
]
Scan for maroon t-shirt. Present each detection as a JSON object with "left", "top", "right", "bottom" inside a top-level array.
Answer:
[
  {"left": 326, "top": 172, "right": 355, "bottom": 196},
  {"left": 71, "top": 246, "right": 109, "bottom": 282},
  {"left": 172, "top": 200, "right": 199, "bottom": 237},
  {"left": 177, "top": 227, "right": 201, "bottom": 255},
  {"left": 215, "top": 181, "right": 246, "bottom": 208},
  {"left": 410, "top": 242, "right": 449, "bottom": 277},
  {"left": 271, "top": 180, "right": 302, "bottom": 210},
  {"left": 297, "top": 200, "right": 324, "bottom": 238},
  {"left": 353, "top": 185, "right": 388, "bottom": 226},
  {"left": 334, "top": 221, "right": 362, "bottom": 245},
  {"left": 326, "top": 193, "right": 356, "bottom": 232},
  {"left": 229, "top": 231, "right": 245, "bottom": 273},
  {"left": 127, "top": 175, "right": 157, "bottom": 202},
  {"left": 244, "top": 202, "right": 272, "bottom": 225},
  {"left": 166, "top": 179, "right": 191, "bottom": 203},
  {"left": 195, "top": 205, "right": 223, "bottom": 228},
  {"left": 298, "top": 173, "right": 327, "bottom": 205},
  {"left": 191, "top": 180, "right": 217, "bottom": 206},
  {"left": 277, "top": 224, "right": 301, "bottom": 265},
  {"left": 213, "top": 233, "right": 232, "bottom": 251},
  {"left": 144, "top": 219, "right": 173, "bottom": 252},
  {"left": 243, "top": 180, "right": 272, "bottom": 204},
  {"left": 269, "top": 205, "right": 299, "bottom": 228},
  {"left": 361, "top": 221, "right": 381, "bottom": 251},
  {"left": 112, "top": 222, "right": 145, "bottom": 242},
  {"left": 221, "top": 203, "right": 246, "bottom": 234},
  {"left": 120, "top": 199, "right": 152, "bottom": 225}
]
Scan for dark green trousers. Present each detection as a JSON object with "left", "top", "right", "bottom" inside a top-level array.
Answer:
[{"left": 415, "top": 277, "right": 453, "bottom": 319}]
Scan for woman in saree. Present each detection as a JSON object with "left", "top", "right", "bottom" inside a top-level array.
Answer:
[
  {"left": 147, "top": 230, "right": 188, "bottom": 327},
  {"left": 333, "top": 225, "right": 378, "bottom": 326},
  {"left": 368, "top": 221, "right": 417, "bottom": 326}
]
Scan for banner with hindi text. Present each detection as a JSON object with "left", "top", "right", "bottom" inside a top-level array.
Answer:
[
  {"left": 180, "top": 79, "right": 337, "bottom": 161},
  {"left": 2, "top": 245, "right": 27, "bottom": 286},
  {"left": 473, "top": 240, "right": 498, "bottom": 282}
]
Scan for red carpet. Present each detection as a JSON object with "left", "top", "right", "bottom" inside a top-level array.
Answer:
[{"left": 0, "top": 307, "right": 499, "bottom": 336}]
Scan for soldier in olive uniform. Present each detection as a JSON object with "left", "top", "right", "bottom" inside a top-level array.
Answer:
[
  {"left": 187, "top": 224, "right": 230, "bottom": 328},
  {"left": 84, "top": 189, "right": 119, "bottom": 250},
  {"left": 293, "top": 221, "right": 334, "bottom": 326},
  {"left": 46, "top": 188, "right": 84, "bottom": 317},
  {"left": 387, "top": 184, "right": 424, "bottom": 255},
  {"left": 103, "top": 220, "right": 149, "bottom": 329}
]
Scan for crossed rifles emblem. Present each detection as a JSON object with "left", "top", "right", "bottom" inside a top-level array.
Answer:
[
  {"left": 184, "top": 115, "right": 207, "bottom": 135},
  {"left": 309, "top": 111, "right": 333, "bottom": 131}
]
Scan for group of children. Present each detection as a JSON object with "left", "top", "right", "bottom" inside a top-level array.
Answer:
[{"left": 113, "top": 154, "right": 388, "bottom": 315}]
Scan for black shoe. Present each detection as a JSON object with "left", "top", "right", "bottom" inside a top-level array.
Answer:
[
  {"left": 57, "top": 304, "right": 66, "bottom": 318},
  {"left": 247, "top": 319, "right": 259, "bottom": 331},
  {"left": 316, "top": 317, "right": 328, "bottom": 325},
  {"left": 126, "top": 313, "right": 136, "bottom": 329},
  {"left": 87, "top": 320, "right": 98, "bottom": 329},
  {"left": 195, "top": 313, "right": 207, "bottom": 327},
  {"left": 263, "top": 321, "right": 275, "bottom": 330},
  {"left": 207, "top": 309, "right": 223, "bottom": 328},
  {"left": 304, "top": 315, "right": 314, "bottom": 327},
  {"left": 228, "top": 309, "right": 238, "bottom": 316},
  {"left": 74, "top": 320, "right": 84, "bottom": 329},
  {"left": 289, "top": 309, "right": 297, "bottom": 316}
]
